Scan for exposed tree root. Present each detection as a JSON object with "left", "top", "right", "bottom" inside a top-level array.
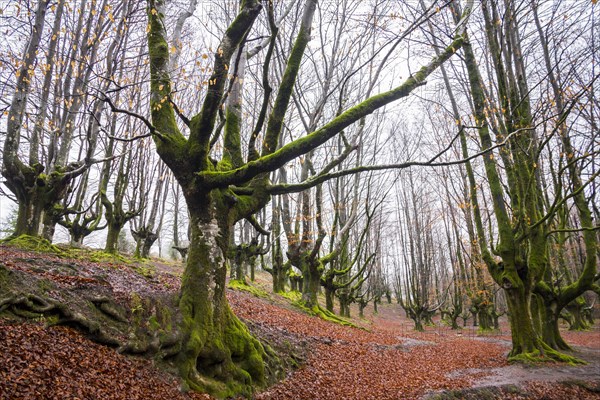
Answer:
[
  {"left": 0, "top": 291, "right": 182, "bottom": 358},
  {"left": 508, "top": 343, "right": 586, "bottom": 365}
]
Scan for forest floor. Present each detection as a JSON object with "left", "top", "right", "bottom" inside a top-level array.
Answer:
[{"left": 1, "top": 244, "right": 599, "bottom": 399}]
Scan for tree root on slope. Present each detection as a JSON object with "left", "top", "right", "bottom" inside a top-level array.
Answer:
[{"left": 0, "top": 292, "right": 181, "bottom": 358}]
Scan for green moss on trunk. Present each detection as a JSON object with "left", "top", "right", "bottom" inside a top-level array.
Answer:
[
  {"left": 176, "top": 198, "right": 266, "bottom": 398},
  {"left": 324, "top": 287, "right": 335, "bottom": 313},
  {"left": 300, "top": 260, "right": 321, "bottom": 309},
  {"left": 104, "top": 222, "right": 122, "bottom": 254},
  {"left": 505, "top": 287, "right": 582, "bottom": 363}
]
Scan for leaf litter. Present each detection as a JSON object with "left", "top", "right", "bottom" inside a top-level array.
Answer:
[{"left": 1, "top": 245, "right": 599, "bottom": 399}]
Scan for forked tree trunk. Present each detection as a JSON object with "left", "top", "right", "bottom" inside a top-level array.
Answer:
[
  {"left": 143, "top": 0, "right": 473, "bottom": 395},
  {"left": 567, "top": 300, "right": 592, "bottom": 331},
  {"left": 504, "top": 286, "right": 543, "bottom": 359},
  {"left": 269, "top": 246, "right": 287, "bottom": 293},
  {"left": 539, "top": 300, "right": 570, "bottom": 351},
  {"left": 478, "top": 308, "right": 493, "bottom": 331},
  {"left": 411, "top": 311, "right": 424, "bottom": 332}
]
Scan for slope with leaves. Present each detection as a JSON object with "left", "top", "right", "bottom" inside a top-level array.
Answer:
[
  {"left": 0, "top": 320, "right": 210, "bottom": 400},
  {"left": 0, "top": 245, "right": 599, "bottom": 399}
]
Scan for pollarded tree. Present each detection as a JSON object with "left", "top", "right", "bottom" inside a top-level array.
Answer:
[
  {"left": 336, "top": 206, "right": 381, "bottom": 318},
  {"left": 451, "top": 0, "right": 597, "bottom": 361},
  {"left": 131, "top": 161, "right": 171, "bottom": 258},
  {"left": 141, "top": 0, "right": 472, "bottom": 395},
  {"left": 100, "top": 135, "right": 146, "bottom": 254},
  {"left": 2, "top": 0, "right": 133, "bottom": 240},
  {"left": 230, "top": 231, "right": 269, "bottom": 283},
  {"left": 527, "top": 0, "right": 599, "bottom": 349}
]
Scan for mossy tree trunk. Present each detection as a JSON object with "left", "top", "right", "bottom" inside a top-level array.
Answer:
[
  {"left": 461, "top": 314, "right": 469, "bottom": 327},
  {"left": 539, "top": 297, "right": 570, "bottom": 350},
  {"left": 270, "top": 265, "right": 287, "bottom": 293},
  {"left": 13, "top": 183, "right": 46, "bottom": 238},
  {"left": 231, "top": 245, "right": 246, "bottom": 282},
  {"left": 529, "top": 0, "right": 598, "bottom": 343},
  {"left": 357, "top": 301, "right": 367, "bottom": 318},
  {"left": 475, "top": 302, "right": 493, "bottom": 331},
  {"left": 505, "top": 286, "right": 541, "bottom": 358},
  {"left": 100, "top": 140, "right": 143, "bottom": 255},
  {"left": 566, "top": 299, "right": 592, "bottom": 331},
  {"left": 454, "top": 0, "right": 592, "bottom": 362},
  {"left": 143, "top": 0, "right": 471, "bottom": 394},
  {"left": 105, "top": 222, "right": 123, "bottom": 254},
  {"left": 177, "top": 192, "right": 266, "bottom": 396},
  {"left": 59, "top": 167, "right": 105, "bottom": 248},
  {"left": 132, "top": 162, "right": 171, "bottom": 259},
  {"left": 320, "top": 222, "right": 373, "bottom": 314},
  {"left": 301, "top": 259, "right": 322, "bottom": 309},
  {"left": 443, "top": 304, "right": 461, "bottom": 330},
  {"left": 249, "top": 255, "right": 257, "bottom": 282},
  {"left": 266, "top": 243, "right": 288, "bottom": 293},
  {"left": 339, "top": 292, "right": 352, "bottom": 318},
  {"left": 471, "top": 309, "right": 478, "bottom": 327},
  {"left": 458, "top": 1, "right": 546, "bottom": 359},
  {"left": 404, "top": 306, "right": 425, "bottom": 332},
  {"left": 145, "top": 0, "right": 272, "bottom": 395},
  {"left": 325, "top": 287, "right": 335, "bottom": 312},
  {"left": 289, "top": 274, "right": 303, "bottom": 292}
]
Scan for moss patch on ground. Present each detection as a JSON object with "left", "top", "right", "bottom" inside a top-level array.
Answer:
[
  {"left": 2, "top": 235, "right": 66, "bottom": 257},
  {"left": 77, "top": 249, "right": 131, "bottom": 264},
  {"left": 507, "top": 348, "right": 585, "bottom": 366},
  {"left": 274, "top": 290, "right": 358, "bottom": 328},
  {"left": 278, "top": 290, "right": 302, "bottom": 303},
  {"left": 228, "top": 279, "right": 270, "bottom": 299}
]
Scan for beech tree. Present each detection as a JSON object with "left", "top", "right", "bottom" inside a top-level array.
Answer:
[
  {"left": 140, "top": 0, "right": 472, "bottom": 395},
  {"left": 393, "top": 170, "right": 448, "bottom": 331},
  {"left": 449, "top": 0, "right": 598, "bottom": 361},
  {"left": 2, "top": 0, "right": 133, "bottom": 240}
]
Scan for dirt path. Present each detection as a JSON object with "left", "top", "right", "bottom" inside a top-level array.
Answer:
[
  {"left": 374, "top": 303, "right": 600, "bottom": 398},
  {"left": 469, "top": 345, "right": 600, "bottom": 387},
  {"left": 247, "top": 297, "right": 600, "bottom": 399}
]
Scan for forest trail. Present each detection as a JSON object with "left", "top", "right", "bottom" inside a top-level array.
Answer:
[
  {"left": 1, "top": 246, "right": 599, "bottom": 400},
  {"left": 240, "top": 289, "right": 600, "bottom": 399}
]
